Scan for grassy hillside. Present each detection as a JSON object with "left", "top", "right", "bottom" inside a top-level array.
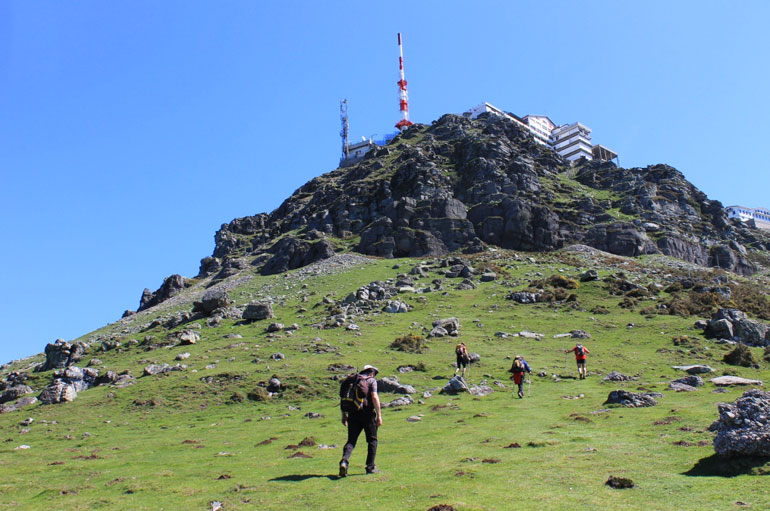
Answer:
[{"left": 2, "top": 249, "right": 770, "bottom": 510}]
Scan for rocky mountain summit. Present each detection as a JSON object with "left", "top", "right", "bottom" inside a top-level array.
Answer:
[{"left": 141, "top": 112, "right": 768, "bottom": 306}]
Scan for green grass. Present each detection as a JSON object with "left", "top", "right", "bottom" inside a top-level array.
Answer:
[{"left": 2, "top": 252, "right": 770, "bottom": 510}]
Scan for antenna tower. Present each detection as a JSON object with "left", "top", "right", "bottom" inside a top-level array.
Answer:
[
  {"left": 340, "top": 99, "right": 349, "bottom": 160},
  {"left": 395, "top": 33, "right": 413, "bottom": 131}
]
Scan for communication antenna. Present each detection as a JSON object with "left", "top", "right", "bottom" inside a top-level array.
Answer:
[
  {"left": 394, "top": 33, "right": 414, "bottom": 131},
  {"left": 340, "top": 99, "right": 349, "bottom": 160}
]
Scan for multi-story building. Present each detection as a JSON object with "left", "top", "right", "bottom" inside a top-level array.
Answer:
[
  {"left": 726, "top": 206, "right": 770, "bottom": 230},
  {"left": 551, "top": 122, "right": 593, "bottom": 161},
  {"left": 522, "top": 115, "right": 556, "bottom": 146}
]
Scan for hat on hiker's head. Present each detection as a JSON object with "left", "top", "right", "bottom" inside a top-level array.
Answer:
[
  {"left": 361, "top": 364, "right": 379, "bottom": 375},
  {"left": 515, "top": 355, "right": 522, "bottom": 359},
  {"left": 576, "top": 343, "right": 582, "bottom": 348}
]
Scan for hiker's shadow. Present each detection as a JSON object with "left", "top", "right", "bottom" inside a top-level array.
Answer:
[
  {"left": 683, "top": 454, "right": 770, "bottom": 477},
  {"left": 269, "top": 474, "right": 340, "bottom": 482}
]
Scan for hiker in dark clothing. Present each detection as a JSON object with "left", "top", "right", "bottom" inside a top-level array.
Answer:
[
  {"left": 339, "top": 365, "right": 382, "bottom": 477},
  {"left": 508, "top": 355, "right": 532, "bottom": 398},
  {"left": 566, "top": 343, "right": 590, "bottom": 379},
  {"left": 454, "top": 342, "right": 470, "bottom": 378}
]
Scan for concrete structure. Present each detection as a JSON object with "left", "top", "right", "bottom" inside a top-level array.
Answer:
[
  {"left": 726, "top": 206, "right": 770, "bottom": 230},
  {"left": 340, "top": 138, "right": 376, "bottom": 167},
  {"left": 462, "top": 102, "right": 529, "bottom": 130},
  {"left": 592, "top": 144, "right": 619, "bottom": 165},
  {"left": 522, "top": 115, "right": 556, "bottom": 146},
  {"left": 551, "top": 122, "right": 593, "bottom": 161}
]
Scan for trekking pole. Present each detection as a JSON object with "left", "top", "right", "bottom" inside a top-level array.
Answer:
[{"left": 528, "top": 377, "right": 531, "bottom": 397}]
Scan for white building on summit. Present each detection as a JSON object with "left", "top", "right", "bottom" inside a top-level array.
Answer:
[
  {"left": 463, "top": 102, "right": 619, "bottom": 164},
  {"left": 726, "top": 206, "right": 770, "bottom": 230}
]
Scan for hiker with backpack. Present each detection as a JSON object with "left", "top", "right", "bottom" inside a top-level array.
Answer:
[
  {"left": 508, "top": 355, "right": 532, "bottom": 398},
  {"left": 339, "top": 365, "right": 382, "bottom": 477},
  {"left": 565, "top": 343, "right": 590, "bottom": 379},
  {"left": 454, "top": 342, "right": 471, "bottom": 378}
]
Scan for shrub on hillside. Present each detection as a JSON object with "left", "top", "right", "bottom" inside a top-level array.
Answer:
[
  {"left": 390, "top": 333, "right": 428, "bottom": 353},
  {"left": 531, "top": 275, "right": 579, "bottom": 290},
  {"left": 247, "top": 387, "right": 270, "bottom": 401},
  {"left": 592, "top": 305, "right": 610, "bottom": 315},
  {"left": 723, "top": 343, "right": 758, "bottom": 368},
  {"left": 230, "top": 391, "right": 246, "bottom": 403}
]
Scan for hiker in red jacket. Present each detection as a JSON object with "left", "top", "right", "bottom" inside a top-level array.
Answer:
[{"left": 565, "top": 343, "right": 590, "bottom": 379}]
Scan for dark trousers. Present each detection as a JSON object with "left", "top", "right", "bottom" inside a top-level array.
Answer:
[{"left": 341, "top": 411, "right": 378, "bottom": 469}]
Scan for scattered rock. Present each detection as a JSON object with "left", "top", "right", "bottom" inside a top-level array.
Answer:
[
  {"left": 507, "top": 292, "right": 542, "bottom": 304},
  {"left": 267, "top": 323, "right": 285, "bottom": 333},
  {"left": 604, "top": 390, "right": 658, "bottom": 408},
  {"left": 192, "top": 289, "right": 231, "bottom": 315},
  {"left": 579, "top": 270, "right": 599, "bottom": 282},
  {"left": 175, "top": 330, "right": 200, "bottom": 345},
  {"left": 384, "top": 300, "right": 410, "bottom": 314},
  {"left": 710, "top": 376, "right": 763, "bottom": 387},
  {"left": 378, "top": 376, "right": 416, "bottom": 394},
  {"left": 243, "top": 302, "right": 275, "bottom": 321},
  {"left": 432, "top": 318, "right": 460, "bottom": 336},
  {"left": 480, "top": 272, "right": 497, "bottom": 282},
  {"left": 602, "top": 371, "right": 635, "bottom": 382},
  {"left": 672, "top": 365, "right": 714, "bottom": 374},
  {"left": 440, "top": 376, "right": 469, "bottom": 395}
]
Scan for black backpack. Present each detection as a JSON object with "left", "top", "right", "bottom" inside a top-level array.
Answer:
[
  {"left": 575, "top": 345, "right": 585, "bottom": 357},
  {"left": 340, "top": 374, "right": 371, "bottom": 413}
]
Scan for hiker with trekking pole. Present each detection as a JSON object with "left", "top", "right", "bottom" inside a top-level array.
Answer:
[
  {"left": 454, "top": 342, "right": 471, "bottom": 379},
  {"left": 508, "top": 355, "right": 532, "bottom": 399},
  {"left": 565, "top": 343, "right": 590, "bottom": 379}
]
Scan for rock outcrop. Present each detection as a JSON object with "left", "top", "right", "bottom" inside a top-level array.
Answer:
[
  {"left": 710, "top": 389, "right": 770, "bottom": 457},
  {"left": 604, "top": 390, "right": 659, "bottom": 407},
  {"left": 39, "top": 339, "right": 86, "bottom": 371},
  {"left": 202, "top": 114, "right": 767, "bottom": 277},
  {"left": 139, "top": 274, "right": 188, "bottom": 311},
  {"left": 704, "top": 309, "right": 770, "bottom": 347}
]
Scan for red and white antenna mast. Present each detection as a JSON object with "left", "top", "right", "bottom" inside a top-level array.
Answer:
[{"left": 395, "top": 32, "right": 413, "bottom": 131}]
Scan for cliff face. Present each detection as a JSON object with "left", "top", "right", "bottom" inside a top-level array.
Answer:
[{"left": 205, "top": 113, "right": 767, "bottom": 279}]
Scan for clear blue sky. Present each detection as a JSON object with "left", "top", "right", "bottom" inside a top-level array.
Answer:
[{"left": 1, "top": 1, "right": 769, "bottom": 364}]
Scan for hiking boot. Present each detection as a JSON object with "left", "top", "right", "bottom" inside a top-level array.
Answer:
[
  {"left": 339, "top": 461, "right": 348, "bottom": 478},
  {"left": 365, "top": 467, "right": 381, "bottom": 475},
  {"left": 518, "top": 391, "right": 524, "bottom": 399}
]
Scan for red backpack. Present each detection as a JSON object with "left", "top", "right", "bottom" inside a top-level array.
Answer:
[{"left": 340, "top": 373, "right": 372, "bottom": 412}]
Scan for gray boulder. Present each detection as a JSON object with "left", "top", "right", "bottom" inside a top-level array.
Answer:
[
  {"left": 480, "top": 272, "right": 497, "bottom": 282},
  {"left": 456, "top": 278, "right": 477, "bottom": 290},
  {"left": 192, "top": 289, "right": 231, "bottom": 315},
  {"left": 429, "top": 326, "right": 448, "bottom": 338},
  {"left": 672, "top": 375, "right": 704, "bottom": 387},
  {"left": 604, "top": 390, "right": 658, "bottom": 407},
  {"left": 0, "top": 385, "right": 33, "bottom": 404},
  {"left": 673, "top": 365, "right": 714, "bottom": 374},
  {"left": 440, "top": 376, "right": 469, "bottom": 395},
  {"left": 267, "top": 323, "right": 285, "bottom": 333},
  {"left": 602, "top": 371, "right": 633, "bottom": 382},
  {"left": 384, "top": 300, "right": 409, "bottom": 313},
  {"left": 579, "top": 270, "right": 599, "bottom": 282},
  {"left": 432, "top": 317, "right": 460, "bottom": 335},
  {"left": 176, "top": 330, "right": 200, "bottom": 345},
  {"left": 704, "top": 309, "right": 770, "bottom": 347},
  {"left": 382, "top": 395, "right": 414, "bottom": 408},
  {"left": 39, "top": 380, "right": 78, "bottom": 404},
  {"left": 143, "top": 364, "right": 185, "bottom": 376},
  {"left": 468, "top": 385, "right": 494, "bottom": 397},
  {"left": 507, "top": 291, "right": 542, "bottom": 304},
  {"left": 710, "top": 376, "right": 763, "bottom": 387},
  {"left": 710, "top": 389, "right": 770, "bottom": 457},
  {"left": 668, "top": 382, "right": 698, "bottom": 392},
  {"left": 243, "top": 302, "right": 275, "bottom": 321},
  {"left": 377, "top": 376, "right": 416, "bottom": 394}
]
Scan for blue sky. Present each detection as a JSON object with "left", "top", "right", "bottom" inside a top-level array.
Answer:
[{"left": 1, "top": 1, "right": 769, "bottom": 364}]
